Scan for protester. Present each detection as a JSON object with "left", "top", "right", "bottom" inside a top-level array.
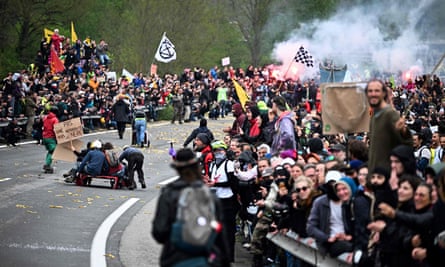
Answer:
[
  {"left": 77, "top": 140, "right": 107, "bottom": 177},
  {"left": 111, "top": 94, "right": 130, "bottom": 139},
  {"left": 183, "top": 118, "right": 214, "bottom": 148},
  {"left": 366, "top": 79, "right": 412, "bottom": 174},
  {"left": 42, "top": 106, "right": 59, "bottom": 173},
  {"left": 270, "top": 96, "right": 296, "bottom": 155},
  {"left": 119, "top": 145, "right": 145, "bottom": 190},
  {"left": 151, "top": 148, "right": 230, "bottom": 267}
]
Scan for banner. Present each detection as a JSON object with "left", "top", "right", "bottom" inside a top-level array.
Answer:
[
  {"left": 321, "top": 82, "right": 370, "bottom": 135},
  {"left": 221, "top": 57, "right": 230, "bottom": 66},
  {"left": 122, "top": 68, "right": 134, "bottom": 81},
  {"left": 155, "top": 32, "right": 176, "bottom": 63},
  {"left": 71, "top": 21, "right": 78, "bottom": 43},
  {"left": 232, "top": 79, "right": 249, "bottom": 110},
  {"left": 54, "top": 117, "right": 83, "bottom": 144},
  {"left": 50, "top": 48, "right": 65, "bottom": 73},
  {"left": 44, "top": 28, "right": 54, "bottom": 43},
  {"left": 107, "top": 71, "right": 117, "bottom": 81}
]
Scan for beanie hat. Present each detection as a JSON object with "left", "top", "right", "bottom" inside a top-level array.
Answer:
[
  {"left": 171, "top": 148, "right": 199, "bottom": 168},
  {"left": 196, "top": 133, "right": 211, "bottom": 145},
  {"left": 335, "top": 177, "right": 358, "bottom": 197},
  {"left": 308, "top": 138, "right": 324, "bottom": 154},
  {"left": 372, "top": 166, "right": 390, "bottom": 180},
  {"left": 349, "top": 159, "right": 364, "bottom": 171}
]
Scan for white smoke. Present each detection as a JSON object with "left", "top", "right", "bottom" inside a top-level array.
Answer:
[{"left": 272, "top": 0, "right": 435, "bottom": 80}]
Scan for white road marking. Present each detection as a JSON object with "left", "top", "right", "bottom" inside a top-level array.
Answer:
[
  {"left": 0, "top": 178, "right": 12, "bottom": 182},
  {"left": 158, "top": 176, "right": 179, "bottom": 185},
  {"left": 90, "top": 197, "right": 140, "bottom": 267},
  {"left": 6, "top": 242, "right": 89, "bottom": 253}
]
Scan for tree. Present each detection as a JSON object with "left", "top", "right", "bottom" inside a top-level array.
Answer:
[{"left": 228, "top": 0, "right": 274, "bottom": 67}]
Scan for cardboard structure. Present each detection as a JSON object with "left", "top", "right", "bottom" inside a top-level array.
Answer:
[
  {"left": 52, "top": 117, "right": 84, "bottom": 162},
  {"left": 321, "top": 82, "right": 370, "bottom": 135}
]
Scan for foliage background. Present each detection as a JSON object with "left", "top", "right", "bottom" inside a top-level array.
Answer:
[{"left": 0, "top": 0, "right": 444, "bottom": 77}]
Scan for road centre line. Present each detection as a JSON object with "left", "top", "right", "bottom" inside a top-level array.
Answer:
[{"left": 90, "top": 197, "right": 140, "bottom": 267}]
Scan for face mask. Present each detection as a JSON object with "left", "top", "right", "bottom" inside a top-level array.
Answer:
[{"left": 214, "top": 151, "right": 226, "bottom": 165}]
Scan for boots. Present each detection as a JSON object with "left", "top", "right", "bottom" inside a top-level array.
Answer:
[{"left": 43, "top": 165, "right": 54, "bottom": 174}]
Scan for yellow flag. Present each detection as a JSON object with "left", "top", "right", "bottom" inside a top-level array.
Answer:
[
  {"left": 71, "top": 21, "right": 78, "bottom": 43},
  {"left": 44, "top": 28, "right": 54, "bottom": 43},
  {"left": 232, "top": 79, "right": 249, "bottom": 110}
]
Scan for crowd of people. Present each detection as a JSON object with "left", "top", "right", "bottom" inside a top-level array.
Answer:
[
  {"left": 2, "top": 29, "right": 445, "bottom": 267},
  {"left": 154, "top": 74, "right": 445, "bottom": 267}
]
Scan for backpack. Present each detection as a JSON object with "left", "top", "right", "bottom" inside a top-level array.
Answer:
[
  {"left": 171, "top": 182, "right": 219, "bottom": 254},
  {"left": 105, "top": 150, "right": 119, "bottom": 168}
]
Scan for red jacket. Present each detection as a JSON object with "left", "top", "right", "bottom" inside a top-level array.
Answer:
[{"left": 43, "top": 112, "right": 59, "bottom": 139}]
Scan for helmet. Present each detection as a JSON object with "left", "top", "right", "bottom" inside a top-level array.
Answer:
[
  {"left": 211, "top": 140, "right": 227, "bottom": 150},
  {"left": 100, "top": 117, "right": 106, "bottom": 124},
  {"left": 90, "top": 140, "right": 102, "bottom": 149}
]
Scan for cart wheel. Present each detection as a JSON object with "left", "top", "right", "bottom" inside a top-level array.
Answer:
[{"left": 110, "top": 180, "right": 115, "bottom": 189}]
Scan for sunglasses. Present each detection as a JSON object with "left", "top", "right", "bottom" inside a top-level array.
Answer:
[{"left": 295, "top": 186, "right": 309, "bottom": 193}]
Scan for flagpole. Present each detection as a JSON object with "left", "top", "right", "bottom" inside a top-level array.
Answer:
[{"left": 277, "top": 60, "right": 294, "bottom": 91}]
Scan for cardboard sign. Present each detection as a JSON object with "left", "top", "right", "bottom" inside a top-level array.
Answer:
[
  {"left": 321, "top": 82, "right": 370, "bottom": 135},
  {"left": 221, "top": 57, "right": 230, "bottom": 66},
  {"left": 150, "top": 64, "right": 158, "bottom": 76},
  {"left": 54, "top": 118, "right": 83, "bottom": 143},
  {"left": 53, "top": 139, "right": 84, "bottom": 163}
]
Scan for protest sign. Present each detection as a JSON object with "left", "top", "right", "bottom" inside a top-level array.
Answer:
[
  {"left": 54, "top": 117, "right": 83, "bottom": 144},
  {"left": 321, "top": 82, "right": 370, "bottom": 135},
  {"left": 53, "top": 139, "right": 84, "bottom": 162}
]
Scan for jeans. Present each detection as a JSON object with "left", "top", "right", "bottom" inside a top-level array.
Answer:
[{"left": 134, "top": 119, "right": 146, "bottom": 145}]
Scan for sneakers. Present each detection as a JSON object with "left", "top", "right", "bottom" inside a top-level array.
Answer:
[
  {"left": 141, "top": 181, "right": 146, "bottom": 189},
  {"left": 64, "top": 176, "right": 74, "bottom": 183},
  {"left": 353, "top": 250, "right": 363, "bottom": 265}
]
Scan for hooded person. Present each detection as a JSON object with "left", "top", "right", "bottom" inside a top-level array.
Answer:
[
  {"left": 240, "top": 105, "right": 262, "bottom": 144},
  {"left": 270, "top": 96, "right": 296, "bottom": 155},
  {"left": 223, "top": 103, "right": 247, "bottom": 137},
  {"left": 390, "top": 144, "right": 417, "bottom": 177},
  {"left": 369, "top": 166, "right": 397, "bottom": 213},
  {"left": 334, "top": 177, "right": 372, "bottom": 263}
]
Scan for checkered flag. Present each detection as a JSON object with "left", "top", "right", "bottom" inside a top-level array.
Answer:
[{"left": 294, "top": 46, "right": 314, "bottom": 67}]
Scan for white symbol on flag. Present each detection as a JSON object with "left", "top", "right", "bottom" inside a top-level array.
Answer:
[{"left": 155, "top": 33, "right": 176, "bottom": 63}]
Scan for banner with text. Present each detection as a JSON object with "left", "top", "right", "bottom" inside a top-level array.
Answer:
[{"left": 54, "top": 117, "right": 83, "bottom": 144}]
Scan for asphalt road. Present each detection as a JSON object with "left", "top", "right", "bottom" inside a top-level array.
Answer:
[{"left": 0, "top": 118, "right": 252, "bottom": 267}]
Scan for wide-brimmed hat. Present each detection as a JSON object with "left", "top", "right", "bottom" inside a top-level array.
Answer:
[{"left": 170, "top": 148, "right": 199, "bottom": 168}]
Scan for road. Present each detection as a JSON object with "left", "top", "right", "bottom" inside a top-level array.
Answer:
[{"left": 0, "top": 118, "right": 252, "bottom": 267}]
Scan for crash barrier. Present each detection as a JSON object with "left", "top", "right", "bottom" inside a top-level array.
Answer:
[
  {"left": 0, "top": 117, "right": 28, "bottom": 128},
  {"left": 266, "top": 231, "right": 351, "bottom": 267}
]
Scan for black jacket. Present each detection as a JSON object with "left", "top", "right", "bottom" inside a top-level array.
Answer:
[
  {"left": 152, "top": 179, "right": 230, "bottom": 267},
  {"left": 111, "top": 100, "right": 129, "bottom": 122}
]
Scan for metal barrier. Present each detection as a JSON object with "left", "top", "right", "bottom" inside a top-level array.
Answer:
[{"left": 266, "top": 231, "right": 351, "bottom": 267}]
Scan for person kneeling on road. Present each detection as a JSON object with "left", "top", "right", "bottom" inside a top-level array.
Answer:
[
  {"left": 76, "top": 140, "right": 108, "bottom": 182},
  {"left": 119, "top": 145, "right": 145, "bottom": 190}
]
